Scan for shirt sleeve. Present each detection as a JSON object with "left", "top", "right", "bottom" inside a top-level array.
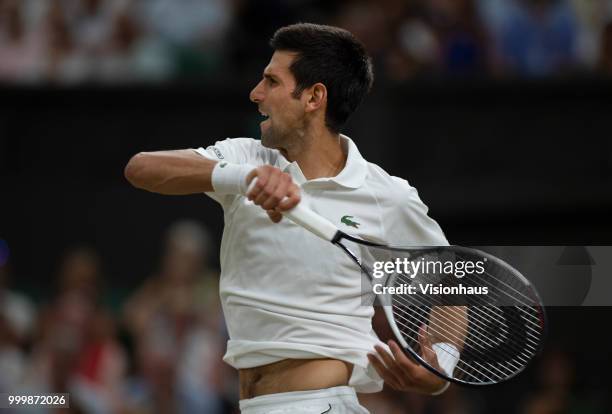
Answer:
[
  {"left": 385, "top": 177, "right": 449, "bottom": 247},
  {"left": 193, "top": 138, "right": 265, "bottom": 207}
]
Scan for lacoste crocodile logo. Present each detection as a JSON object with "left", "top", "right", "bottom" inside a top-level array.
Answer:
[{"left": 341, "top": 215, "right": 360, "bottom": 228}]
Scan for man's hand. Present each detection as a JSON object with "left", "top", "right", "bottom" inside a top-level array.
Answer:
[
  {"left": 246, "top": 165, "right": 301, "bottom": 223},
  {"left": 368, "top": 325, "right": 448, "bottom": 395}
]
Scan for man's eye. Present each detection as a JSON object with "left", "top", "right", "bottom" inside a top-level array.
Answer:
[{"left": 267, "top": 77, "right": 277, "bottom": 85}]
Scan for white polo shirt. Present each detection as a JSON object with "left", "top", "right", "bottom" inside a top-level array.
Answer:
[{"left": 195, "top": 135, "right": 447, "bottom": 393}]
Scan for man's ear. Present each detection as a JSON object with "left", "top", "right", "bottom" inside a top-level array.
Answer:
[{"left": 304, "top": 83, "right": 327, "bottom": 113}]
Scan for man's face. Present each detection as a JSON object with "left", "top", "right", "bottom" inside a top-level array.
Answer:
[{"left": 249, "top": 51, "right": 306, "bottom": 151}]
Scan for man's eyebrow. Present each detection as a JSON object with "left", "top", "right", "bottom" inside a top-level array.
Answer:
[{"left": 263, "top": 73, "right": 280, "bottom": 82}]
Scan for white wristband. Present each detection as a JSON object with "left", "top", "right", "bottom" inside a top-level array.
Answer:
[
  {"left": 211, "top": 162, "right": 255, "bottom": 195},
  {"left": 431, "top": 342, "right": 460, "bottom": 395}
]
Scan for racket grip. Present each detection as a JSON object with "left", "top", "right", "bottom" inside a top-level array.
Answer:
[
  {"left": 246, "top": 177, "right": 340, "bottom": 241},
  {"left": 284, "top": 202, "right": 340, "bottom": 242}
]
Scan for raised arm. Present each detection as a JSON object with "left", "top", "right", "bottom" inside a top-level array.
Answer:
[
  {"left": 124, "top": 149, "right": 301, "bottom": 219},
  {"left": 124, "top": 150, "right": 217, "bottom": 195}
]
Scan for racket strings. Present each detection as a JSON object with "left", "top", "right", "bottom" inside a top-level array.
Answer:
[
  {"left": 391, "top": 299, "right": 532, "bottom": 377},
  {"left": 393, "top": 279, "right": 542, "bottom": 363},
  {"left": 402, "top": 251, "right": 543, "bottom": 328},
  {"left": 393, "top": 301, "right": 524, "bottom": 367},
  {"left": 393, "top": 275, "right": 542, "bottom": 361},
  {"left": 395, "top": 271, "right": 503, "bottom": 336},
  {"left": 392, "top": 306, "right": 532, "bottom": 383},
  {"left": 392, "top": 271, "right": 541, "bottom": 361},
  {"left": 354, "top": 243, "right": 545, "bottom": 385},
  {"left": 398, "top": 304, "right": 532, "bottom": 381},
  {"left": 382, "top": 254, "right": 544, "bottom": 384},
  {"left": 434, "top": 253, "right": 545, "bottom": 353},
  {"left": 392, "top": 307, "right": 515, "bottom": 382}
]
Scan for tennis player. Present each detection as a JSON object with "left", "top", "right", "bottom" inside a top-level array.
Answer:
[{"left": 125, "top": 23, "right": 450, "bottom": 413}]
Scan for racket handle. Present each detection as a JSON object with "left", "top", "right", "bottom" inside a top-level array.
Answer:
[
  {"left": 284, "top": 202, "right": 340, "bottom": 242},
  {"left": 247, "top": 177, "right": 340, "bottom": 242}
]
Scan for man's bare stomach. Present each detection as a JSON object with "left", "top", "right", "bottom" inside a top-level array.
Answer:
[{"left": 239, "top": 358, "right": 354, "bottom": 399}]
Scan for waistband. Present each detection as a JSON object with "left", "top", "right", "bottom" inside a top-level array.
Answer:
[{"left": 239, "top": 386, "right": 358, "bottom": 412}]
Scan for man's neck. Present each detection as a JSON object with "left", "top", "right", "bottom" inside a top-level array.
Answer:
[{"left": 284, "top": 129, "right": 347, "bottom": 180}]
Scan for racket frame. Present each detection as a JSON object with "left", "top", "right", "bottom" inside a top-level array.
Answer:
[{"left": 334, "top": 233, "right": 548, "bottom": 386}]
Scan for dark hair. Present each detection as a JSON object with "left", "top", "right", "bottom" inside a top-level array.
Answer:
[{"left": 270, "top": 23, "right": 374, "bottom": 133}]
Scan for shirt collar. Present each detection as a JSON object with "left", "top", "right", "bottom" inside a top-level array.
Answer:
[{"left": 278, "top": 134, "right": 368, "bottom": 189}]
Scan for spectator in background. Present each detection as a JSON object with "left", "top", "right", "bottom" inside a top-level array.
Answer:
[
  {"left": 44, "top": 0, "right": 91, "bottom": 82},
  {"left": 137, "top": 0, "right": 234, "bottom": 78},
  {"left": 227, "top": 0, "right": 299, "bottom": 79},
  {"left": 95, "top": 0, "right": 174, "bottom": 82},
  {"left": 0, "top": 0, "right": 46, "bottom": 82},
  {"left": 521, "top": 348, "right": 573, "bottom": 414},
  {"left": 66, "top": 0, "right": 115, "bottom": 56},
  {"left": 0, "top": 0, "right": 175, "bottom": 84},
  {"left": 520, "top": 347, "right": 607, "bottom": 414},
  {"left": 21, "top": 246, "right": 129, "bottom": 414},
  {"left": 570, "top": 0, "right": 612, "bottom": 69},
  {"left": 426, "top": 0, "right": 488, "bottom": 75},
  {"left": 334, "top": 0, "right": 391, "bottom": 58},
  {"left": 0, "top": 262, "right": 36, "bottom": 393},
  {"left": 46, "top": 0, "right": 174, "bottom": 83},
  {"left": 123, "top": 220, "right": 226, "bottom": 414},
  {"left": 334, "top": 0, "right": 439, "bottom": 82},
  {"left": 385, "top": 1, "right": 440, "bottom": 81},
  {"left": 481, "top": 0, "right": 578, "bottom": 77},
  {"left": 4, "top": 0, "right": 612, "bottom": 83},
  {"left": 598, "top": 21, "right": 612, "bottom": 74},
  {"left": 336, "top": 0, "right": 488, "bottom": 82}
]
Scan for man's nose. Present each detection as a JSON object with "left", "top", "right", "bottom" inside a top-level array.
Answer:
[{"left": 250, "top": 80, "right": 264, "bottom": 103}]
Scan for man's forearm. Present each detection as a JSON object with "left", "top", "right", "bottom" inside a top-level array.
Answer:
[{"left": 124, "top": 149, "right": 216, "bottom": 195}]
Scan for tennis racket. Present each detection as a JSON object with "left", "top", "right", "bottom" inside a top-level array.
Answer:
[{"left": 283, "top": 202, "right": 546, "bottom": 387}]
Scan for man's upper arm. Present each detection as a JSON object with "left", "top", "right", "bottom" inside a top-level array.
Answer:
[
  {"left": 194, "top": 138, "right": 263, "bottom": 165},
  {"left": 192, "top": 138, "right": 264, "bottom": 206}
]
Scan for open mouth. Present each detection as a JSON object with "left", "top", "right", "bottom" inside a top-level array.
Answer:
[
  {"left": 259, "top": 109, "right": 270, "bottom": 120},
  {"left": 259, "top": 109, "right": 270, "bottom": 128}
]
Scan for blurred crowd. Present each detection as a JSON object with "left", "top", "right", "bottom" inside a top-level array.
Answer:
[
  {"left": 0, "top": 221, "right": 235, "bottom": 413},
  {"left": 1, "top": 0, "right": 612, "bottom": 84},
  {"left": 1, "top": 220, "right": 607, "bottom": 414}
]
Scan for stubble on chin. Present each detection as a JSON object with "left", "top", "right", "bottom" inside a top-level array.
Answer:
[
  {"left": 261, "top": 119, "right": 307, "bottom": 156},
  {"left": 260, "top": 132, "right": 280, "bottom": 151},
  {"left": 261, "top": 127, "right": 291, "bottom": 150}
]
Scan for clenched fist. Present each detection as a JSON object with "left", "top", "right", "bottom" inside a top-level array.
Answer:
[{"left": 246, "top": 165, "right": 301, "bottom": 223}]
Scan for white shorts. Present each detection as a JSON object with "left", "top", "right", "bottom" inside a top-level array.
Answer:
[{"left": 239, "top": 386, "right": 370, "bottom": 414}]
